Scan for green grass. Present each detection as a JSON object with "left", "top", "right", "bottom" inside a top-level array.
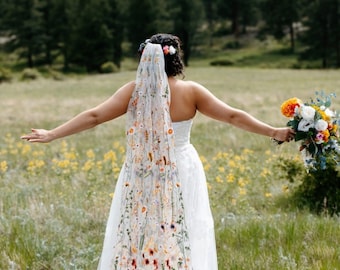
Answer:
[{"left": 0, "top": 67, "right": 339, "bottom": 269}]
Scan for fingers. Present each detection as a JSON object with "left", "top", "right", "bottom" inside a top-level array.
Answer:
[
  {"left": 286, "top": 128, "right": 296, "bottom": 142},
  {"left": 20, "top": 129, "right": 45, "bottom": 143},
  {"left": 273, "top": 128, "right": 295, "bottom": 143}
]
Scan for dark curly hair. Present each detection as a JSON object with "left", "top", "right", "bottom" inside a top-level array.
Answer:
[{"left": 138, "top": 33, "right": 185, "bottom": 77}]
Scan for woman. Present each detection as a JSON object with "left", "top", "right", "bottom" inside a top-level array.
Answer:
[{"left": 21, "top": 33, "right": 294, "bottom": 270}]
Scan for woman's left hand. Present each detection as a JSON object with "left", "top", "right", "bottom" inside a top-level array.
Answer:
[{"left": 21, "top": 128, "right": 53, "bottom": 143}]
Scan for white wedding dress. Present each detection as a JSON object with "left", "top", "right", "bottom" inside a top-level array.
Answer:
[{"left": 97, "top": 119, "right": 218, "bottom": 270}]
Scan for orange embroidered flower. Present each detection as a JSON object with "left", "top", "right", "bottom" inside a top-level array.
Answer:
[
  {"left": 131, "top": 97, "right": 139, "bottom": 106},
  {"left": 281, "top": 97, "right": 302, "bottom": 117},
  {"left": 148, "top": 152, "right": 153, "bottom": 161}
]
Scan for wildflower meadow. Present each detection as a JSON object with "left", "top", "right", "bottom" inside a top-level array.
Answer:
[{"left": 1, "top": 67, "right": 339, "bottom": 269}]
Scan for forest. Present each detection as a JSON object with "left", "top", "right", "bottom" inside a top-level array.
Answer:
[
  {"left": 0, "top": 0, "right": 340, "bottom": 73},
  {"left": 1, "top": 1, "right": 340, "bottom": 269}
]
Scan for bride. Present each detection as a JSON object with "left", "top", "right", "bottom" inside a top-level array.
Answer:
[{"left": 21, "top": 33, "right": 294, "bottom": 269}]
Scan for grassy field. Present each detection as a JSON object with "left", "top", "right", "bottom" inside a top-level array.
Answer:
[{"left": 0, "top": 67, "right": 340, "bottom": 269}]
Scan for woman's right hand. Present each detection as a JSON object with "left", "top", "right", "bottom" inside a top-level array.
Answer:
[
  {"left": 21, "top": 128, "right": 54, "bottom": 143},
  {"left": 272, "top": 127, "right": 296, "bottom": 143}
]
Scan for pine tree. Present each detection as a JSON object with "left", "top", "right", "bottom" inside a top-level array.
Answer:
[
  {"left": 216, "top": 0, "right": 259, "bottom": 37},
  {"left": 170, "top": 0, "right": 204, "bottom": 66},
  {"left": 260, "top": 0, "right": 301, "bottom": 52},
  {"left": 68, "top": 0, "right": 116, "bottom": 72},
  {"left": 1, "top": 0, "right": 45, "bottom": 67},
  {"left": 300, "top": 0, "right": 340, "bottom": 68}
]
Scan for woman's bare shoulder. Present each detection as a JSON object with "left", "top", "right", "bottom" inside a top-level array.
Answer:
[{"left": 169, "top": 78, "right": 204, "bottom": 92}]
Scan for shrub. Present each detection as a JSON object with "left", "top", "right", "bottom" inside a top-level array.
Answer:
[
  {"left": 276, "top": 156, "right": 340, "bottom": 216},
  {"left": 100, "top": 62, "right": 119, "bottom": 74},
  {"left": 223, "top": 41, "right": 241, "bottom": 49},
  {"left": 48, "top": 69, "right": 64, "bottom": 81},
  {"left": 21, "top": 68, "right": 41, "bottom": 81},
  {"left": 295, "top": 158, "right": 340, "bottom": 216},
  {"left": 0, "top": 67, "right": 13, "bottom": 83}
]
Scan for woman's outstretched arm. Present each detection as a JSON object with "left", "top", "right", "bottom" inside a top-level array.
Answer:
[
  {"left": 192, "top": 81, "right": 295, "bottom": 142},
  {"left": 21, "top": 81, "right": 135, "bottom": 143}
]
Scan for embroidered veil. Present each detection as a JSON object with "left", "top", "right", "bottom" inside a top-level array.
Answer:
[{"left": 111, "top": 43, "right": 192, "bottom": 269}]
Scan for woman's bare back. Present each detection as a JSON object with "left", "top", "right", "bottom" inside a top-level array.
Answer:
[{"left": 168, "top": 77, "right": 197, "bottom": 122}]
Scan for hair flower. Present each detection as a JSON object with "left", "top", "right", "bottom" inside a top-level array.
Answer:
[
  {"left": 169, "top": 45, "right": 176, "bottom": 55},
  {"left": 163, "top": 45, "right": 176, "bottom": 56}
]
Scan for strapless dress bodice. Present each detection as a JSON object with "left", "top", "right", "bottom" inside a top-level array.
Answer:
[{"left": 172, "top": 119, "right": 193, "bottom": 148}]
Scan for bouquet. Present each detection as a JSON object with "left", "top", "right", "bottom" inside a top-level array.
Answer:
[{"left": 280, "top": 91, "right": 340, "bottom": 170}]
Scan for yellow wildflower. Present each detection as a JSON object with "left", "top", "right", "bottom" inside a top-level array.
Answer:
[
  {"left": 27, "top": 159, "right": 45, "bottom": 173},
  {"left": 265, "top": 150, "right": 271, "bottom": 156},
  {"left": 60, "top": 141, "right": 68, "bottom": 152},
  {"left": 0, "top": 161, "right": 8, "bottom": 173},
  {"left": 234, "top": 155, "right": 241, "bottom": 161},
  {"left": 265, "top": 192, "right": 272, "bottom": 198},
  {"left": 260, "top": 168, "right": 271, "bottom": 177},
  {"left": 228, "top": 160, "right": 237, "bottom": 168},
  {"left": 218, "top": 166, "right": 225, "bottom": 173},
  {"left": 238, "top": 178, "right": 246, "bottom": 187},
  {"left": 104, "top": 150, "right": 117, "bottom": 162},
  {"left": 86, "top": 149, "right": 95, "bottom": 159},
  {"left": 226, "top": 173, "right": 235, "bottom": 183},
  {"left": 239, "top": 188, "right": 247, "bottom": 195},
  {"left": 65, "top": 151, "right": 77, "bottom": 160},
  {"left": 32, "top": 150, "right": 45, "bottom": 158},
  {"left": 215, "top": 175, "right": 223, "bottom": 183},
  {"left": 203, "top": 163, "right": 211, "bottom": 171},
  {"left": 96, "top": 161, "right": 103, "bottom": 170},
  {"left": 57, "top": 159, "right": 71, "bottom": 169},
  {"left": 82, "top": 160, "right": 94, "bottom": 172},
  {"left": 113, "top": 167, "right": 120, "bottom": 173},
  {"left": 21, "top": 144, "right": 31, "bottom": 155},
  {"left": 242, "top": 148, "right": 253, "bottom": 155},
  {"left": 113, "top": 141, "right": 121, "bottom": 148},
  {"left": 9, "top": 148, "right": 18, "bottom": 155}
]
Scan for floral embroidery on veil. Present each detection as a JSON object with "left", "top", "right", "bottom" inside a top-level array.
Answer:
[{"left": 111, "top": 43, "right": 192, "bottom": 269}]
